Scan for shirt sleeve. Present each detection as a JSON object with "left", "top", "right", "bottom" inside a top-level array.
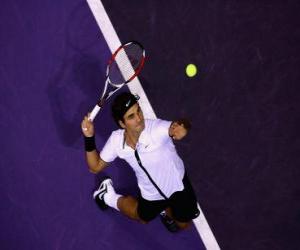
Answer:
[
  {"left": 151, "top": 119, "right": 172, "bottom": 144},
  {"left": 99, "top": 132, "right": 118, "bottom": 163}
]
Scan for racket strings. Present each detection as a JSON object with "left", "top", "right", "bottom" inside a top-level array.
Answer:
[{"left": 108, "top": 43, "right": 144, "bottom": 85}]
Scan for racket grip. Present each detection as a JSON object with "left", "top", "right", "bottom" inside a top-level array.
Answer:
[{"left": 88, "top": 105, "right": 101, "bottom": 122}]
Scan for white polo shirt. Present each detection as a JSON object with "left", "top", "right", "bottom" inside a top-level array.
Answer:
[{"left": 100, "top": 119, "right": 185, "bottom": 201}]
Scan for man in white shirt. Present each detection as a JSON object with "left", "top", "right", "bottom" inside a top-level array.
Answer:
[{"left": 81, "top": 92, "right": 199, "bottom": 232}]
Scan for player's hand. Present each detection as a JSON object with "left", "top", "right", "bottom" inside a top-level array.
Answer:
[
  {"left": 170, "top": 122, "right": 187, "bottom": 140},
  {"left": 81, "top": 113, "right": 95, "bottom": 137}
]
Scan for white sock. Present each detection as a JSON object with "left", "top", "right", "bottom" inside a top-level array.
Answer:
[{"left": 103, "top": 181, "right": 122, "bottom": 211}]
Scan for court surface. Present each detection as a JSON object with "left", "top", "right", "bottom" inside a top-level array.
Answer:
[{"left": 0, "top": 1, "right": 299, "bottom": 249}]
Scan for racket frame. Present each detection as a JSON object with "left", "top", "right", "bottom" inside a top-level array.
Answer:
[{"left": 88, "top": 41, "right": 145, "bottom": 121}]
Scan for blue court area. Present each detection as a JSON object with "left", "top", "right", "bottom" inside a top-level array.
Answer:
[{"left": 1, "top": 1, "right": 299, "bottom": 250}]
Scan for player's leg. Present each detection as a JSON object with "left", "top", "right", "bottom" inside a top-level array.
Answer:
[
  {"left": 93, "top": 178, "right": 142, "bottom": 220},
  {"left": 93, "top": 177, "right": 166, "bottom": 223},
  {"left": 117, "top": 195, "right": 141, "bottom": 221}
]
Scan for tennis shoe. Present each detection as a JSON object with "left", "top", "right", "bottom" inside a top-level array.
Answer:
[{"left": 93, "top": 177, "right": 113, "bottom": 210}]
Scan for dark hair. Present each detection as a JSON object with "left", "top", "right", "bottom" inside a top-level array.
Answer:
[{"left": 111, "top": 92, "right": 139, "bottom": 127}]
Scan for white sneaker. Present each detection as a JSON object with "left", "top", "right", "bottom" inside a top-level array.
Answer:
[{"left": 93, "top": 177, "right": 112, "bottom": 210}]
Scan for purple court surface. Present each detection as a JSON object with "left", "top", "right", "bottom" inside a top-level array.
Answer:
[{"left": 0, "top": 1, "right": 299, "bottom": 250}]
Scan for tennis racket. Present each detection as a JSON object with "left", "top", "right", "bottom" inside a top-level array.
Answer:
[{"left": 88, "top": 41, "right": 145, "bottom": 122}]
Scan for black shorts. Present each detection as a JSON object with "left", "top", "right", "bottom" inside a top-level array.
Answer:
[{"left": 137, "top": 173, "right": 200, "bottom": 223}]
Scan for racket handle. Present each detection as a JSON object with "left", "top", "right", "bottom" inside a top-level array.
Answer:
[{"left": 88, "top": 105, "right": 101, "bottom": 122}]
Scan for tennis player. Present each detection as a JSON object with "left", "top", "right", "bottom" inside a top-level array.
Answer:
[{"left": 81, "top": 92, "right": 199, "bottom": 232}]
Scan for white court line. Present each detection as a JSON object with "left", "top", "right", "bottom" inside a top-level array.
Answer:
[
  {"left": 86, "top": 0, "right": 155, "bottom": 120},
  {"left": 86, "top": 1, "right": 220, "bottom": 249}
]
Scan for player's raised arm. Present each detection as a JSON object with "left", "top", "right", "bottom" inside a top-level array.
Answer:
[{"left": 81, "top": 114, "right": 108, "bottom": 174}]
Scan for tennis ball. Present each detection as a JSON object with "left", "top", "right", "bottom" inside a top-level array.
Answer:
[{"left": 186, "top": 64, "right": 197, "bottom": 77}]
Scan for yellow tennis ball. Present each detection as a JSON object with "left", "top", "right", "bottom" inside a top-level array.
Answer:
[{"left": 186, "top": 64, "right": 197, "bottom": 77}]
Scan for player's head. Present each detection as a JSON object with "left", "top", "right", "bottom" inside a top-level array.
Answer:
[{"left": 111, "top": 92, "right": 144, "bottom": 132}]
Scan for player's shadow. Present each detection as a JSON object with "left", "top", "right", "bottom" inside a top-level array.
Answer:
[
  {"left": 46, "top": 1, "right": 115, "bottom": 148},
  {"left": 47, "top": 52, "right": 113, "bottom": 148}
]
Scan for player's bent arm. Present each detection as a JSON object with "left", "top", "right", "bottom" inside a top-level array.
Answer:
[
  {"left": 86, "top": 150, "right": 108, "bottom": 174},
  {"left": 169, "top": 119, "right": 191, "bottom": 140}
]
